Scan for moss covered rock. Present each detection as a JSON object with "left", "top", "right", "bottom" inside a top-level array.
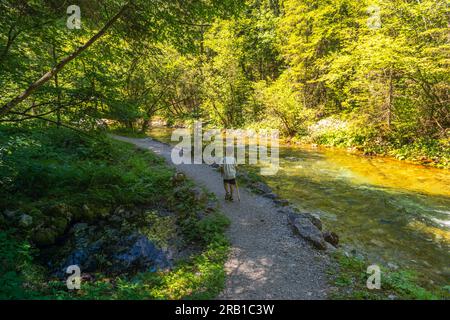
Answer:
[
  {"left": 52, "top": 217, "right": 68, "bottom": 233},
  {"left": 18, "top": 214, "right": 33, "bottom": 228},
  {"left": 46, "top": 203, "right": 74, "bottom": 219},
  {"left": 32, "top": 228, "right": 58, "bottom": 246}
]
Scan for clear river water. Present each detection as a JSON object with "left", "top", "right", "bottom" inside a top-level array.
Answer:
[{"left": 148, "top": 127, "right": 450, "bottom": 288}]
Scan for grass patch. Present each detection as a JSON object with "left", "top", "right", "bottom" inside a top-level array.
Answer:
[{"left": 329, "top": 251, "right": 449, "bottom": 300}]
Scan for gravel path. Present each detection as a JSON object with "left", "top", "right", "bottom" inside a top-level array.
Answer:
[{"left": 112, "top": 135, "right": 331, "bottom": 300}]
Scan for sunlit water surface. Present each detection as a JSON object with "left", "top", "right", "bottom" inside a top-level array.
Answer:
[{"left": 149, "top": 128, "right": 450, "bottom": 287}]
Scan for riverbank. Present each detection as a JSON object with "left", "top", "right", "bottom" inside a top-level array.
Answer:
[
  {"left": 115, "top": 123, "right": 449, "bottom": 170},
  {"left": 231, "top": 163, "right": 449, "bottom": 300},
  {"left": 292, "top": 133, "right": 449, "bottom": 170},
  {"left": 141, "top": 126, "right": 449, "bottom": 299}
]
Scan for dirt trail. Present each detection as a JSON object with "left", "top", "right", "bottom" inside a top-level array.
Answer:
[{"left": 112, "top": 135, "right": 330, "bottom": 299}]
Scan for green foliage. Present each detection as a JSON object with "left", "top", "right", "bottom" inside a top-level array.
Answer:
[
  {"left": 195, "top": 213, "right": 230, "bottom": 245},
  {"left": 0, "top": 231, "right": 42, "bottom": 299},
  {"left": 383, "top": 270, "right": 439, "bottom": 300},
  {"left": 42, "top": 240, "right": 229, "bottom": 300},
  {"left": 330, "top": 251, "right": 447, "bottom": 300},
  {"left": 388, "top": 138, "right": 449, "bottom": 168},
  {"left": 0, "top": 126, "right": 172, "bottom": 209},
  {"left": 1, "top": 0, "right": 448, "bottom": 163},
  {"left": 0, "top": 126, "right": 230, "bottom": 300},
  {"left": 5, "top": 0, "right": 446, "bottom": 165},
  {"left": 30, "top": 214, "right": 230, "bottom": 300},
  {"left": 0, "top": 0, "right": 243, "bottom": 126},
  {"left": 201, "top": 19, "right": 252, "bottom": 127},
  {"left": 272, "top": 0, "right": 448, "bottom": 165},
  {"left": 0, "top": 0, "right": 448, "bottom": 301},
  {"left": 301, "top": 117, "right": 449, "bottom": 167},
  {"left": 253, "top": 75, "right": 313, "bottom": 136}
]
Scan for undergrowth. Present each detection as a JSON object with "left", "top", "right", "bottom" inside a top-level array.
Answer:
[{"left": 0, "top": 124, "right": 229, "bottom": 300}]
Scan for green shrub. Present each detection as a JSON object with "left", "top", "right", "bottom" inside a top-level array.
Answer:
[
  {"left": 0, "top": 231, "right": 42, "bottom": 299},
  {"left": 330, "top": 251, "right": 446, "bottom": 300},
  {"left": 196, "top": 213, "right": 230, "bottom": 245}
]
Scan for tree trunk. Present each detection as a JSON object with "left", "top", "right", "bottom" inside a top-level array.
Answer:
[
  {"left": 141, "top": 119, "right": 151, "bottom": 133},
  {"left": 0, "top": 3, "right": 130, "bottom": 118},
  {"left": 0, "top": 25, "right": 20, "bottom": 64}
]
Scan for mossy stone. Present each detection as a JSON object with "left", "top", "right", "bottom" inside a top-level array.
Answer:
[
  {"left": 32, "top": 228, "right": 58, "bottom": 246},
  {"left": 52, "top": 217, "right": 68, "bottom": 234}
]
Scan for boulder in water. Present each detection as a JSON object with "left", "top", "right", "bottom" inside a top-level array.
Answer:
[
  {"left": 323, "top": 231, "right": 339, "bottom": 247},
  {"left": 280, "top": 207, "right": 323, "bottom": 231},
  {"left": 288, "top": 213, "right": 327, "bottom": 250},
  {"left": 274, "top": 199, "right": 290, "bottom": 207},
  {"left": 251, "top": 182, "right": 272, "bottom": 194},
  {"left": 300, "top": 212, "right": 322, "bottom": 231},
  {"left": 263, "top": 192, "right": 278, "bottom": 200}
]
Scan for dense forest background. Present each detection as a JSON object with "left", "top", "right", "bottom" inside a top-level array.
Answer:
[
  {"left": 0, "top": 0, "right": 449, "bottom": 300},
  {"left": 1, "top": 0, "right": 449, "bottom": 164}
]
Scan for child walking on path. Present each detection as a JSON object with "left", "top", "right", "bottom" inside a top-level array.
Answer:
[{"left": 219, "top": 150, "right": 238, "bottom": 202}]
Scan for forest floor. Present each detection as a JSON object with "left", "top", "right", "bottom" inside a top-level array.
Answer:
[{"left": 112, "top": 135, "right": 331, "bottom": 299}]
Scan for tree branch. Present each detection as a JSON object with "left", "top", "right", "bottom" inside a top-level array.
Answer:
[{"left": 0, "top": 2, "right": 131, "bottom": 118}]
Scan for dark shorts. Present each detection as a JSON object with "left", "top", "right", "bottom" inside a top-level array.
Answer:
[{"left": 223, "top": 178, "right": 236, "bottom": 185}]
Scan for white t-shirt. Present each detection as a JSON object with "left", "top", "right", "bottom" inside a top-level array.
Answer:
[{"left": 220, "top": 156, "right": 237, "bottom": 180}]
